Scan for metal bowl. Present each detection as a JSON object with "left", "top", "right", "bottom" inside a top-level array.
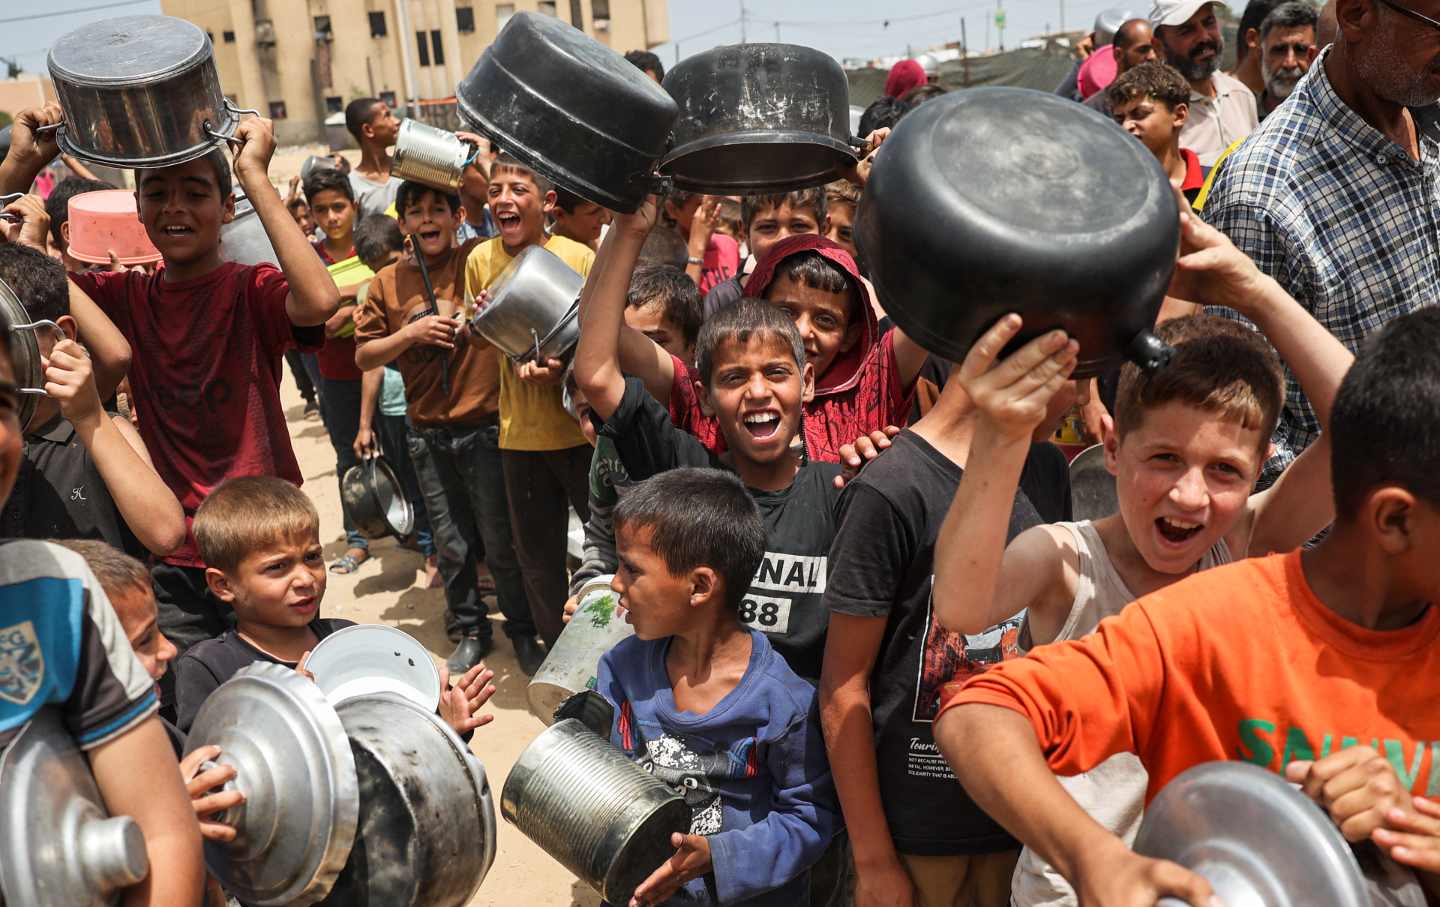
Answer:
[
  {"left": 0, "top": 275, "right": 45, "bottom": 432},
  {"left": 470, "top": 245, "right": 584, "bottom": 363},
  {"left": 0, "top": 708, "right": 150, "bottom": 906},
  {"left": 340, "top": 457, "right": 415, "bottom": 541},
  {"left": 47, "top": 15, "right": 252, "bottom": 168},
  {"left": 1135, "top": 761, "right": 1369, "bottom": 907},
  {"left": 1069, "top": 444, "right": 1119, "bottom": 522},
  {"left": 392, "top": 119, "right": 473, "bottom": 192},
  {"left": 305, "top": 624, "right": 441, "bottom": 713}
]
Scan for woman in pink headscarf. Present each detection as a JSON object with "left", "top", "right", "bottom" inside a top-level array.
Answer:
[{"left": 884, "top": 59, "right": 926, "bottom": 99}]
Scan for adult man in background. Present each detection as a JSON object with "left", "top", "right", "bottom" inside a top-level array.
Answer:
[
  {"left": 1153, "top": 0, "right": 1260, "bottom": 163},
  {"left": 1203, "top": 0, "right": 1440, "bottom": 485},
  {"left": 1255, "top": 2, "right": 1320, "bottom": 117},
  {"left": 1229, "top": 0, "right": 1285, "bottom": 94},
  {"left": 1084, "top": 18, "right": 1161, "bottom": 114}
]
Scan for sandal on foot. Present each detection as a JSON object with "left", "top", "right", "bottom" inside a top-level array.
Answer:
[{"left": 329, "top": 550, "right": 369, "bottom": 574}]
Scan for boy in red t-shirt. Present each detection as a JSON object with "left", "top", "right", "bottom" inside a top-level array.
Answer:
[
  {"left": 5, "top": 107, "right": 340, "bottom": 704},
  {"left": 1107, "top": 61, "right": 1209, "bottom": 206},
  {"left": 935, "top": 304, "right": 1440, "bottom": 903}
]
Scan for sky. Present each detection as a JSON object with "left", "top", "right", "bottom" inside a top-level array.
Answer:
[{"left": 2, "top": 0, "right": 1145, "bottom": 81}]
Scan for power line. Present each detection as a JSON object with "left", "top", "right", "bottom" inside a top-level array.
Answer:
[{"left": 0, "top": 0, "right": 154, "bottom": 26}]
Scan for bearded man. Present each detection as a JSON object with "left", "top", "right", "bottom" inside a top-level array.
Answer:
[
  {"left": 1151, "top": 0, "right": 1261, "bottom": 163},
  {"left": 1256, "top": 1, "right": 1320, "bottom": 116}
]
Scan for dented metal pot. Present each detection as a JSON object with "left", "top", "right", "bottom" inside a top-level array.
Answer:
[{"left": 470, "top": 244, "right": 584, "bottom": 363}]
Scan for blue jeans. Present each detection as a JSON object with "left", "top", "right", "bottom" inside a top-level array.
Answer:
[
  {"left": 408, "top": 421, "right": 533, "bottom": 641},
  {"left": 375, "top": 412, "right": 433, "bottom": 556},
  {"left": 321, "top": 377, "right": 368, "bottom": 551}
]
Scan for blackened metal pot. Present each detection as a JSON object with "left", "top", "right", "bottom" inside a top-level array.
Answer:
[
  {"left": 659, "top": 43, "right": 861, "bottom": 193},
  {"left": 340, "top": 457, "right": 415, "bottom": 541},
  {"left": 855, "top": 87, "right": 1177, "bottom": 378},
  {"left": 455, "top": 11, "right": 678, "bottom": 214}
]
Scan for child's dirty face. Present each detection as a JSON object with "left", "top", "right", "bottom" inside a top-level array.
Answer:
[
  {"left": 0, "top": 351, "right": 20, "bottom": 507},
  {"left": 217, "top": 535, "right": 327, "bottom": 629},
  {"left": 136, "top": 158, "right": 234, "bottom": 266},
  {"left": 1107, "top": 400, "right": 1262, "bottom": 573},
  {"left": 1112, "top": 96, "right": 1184, "bottom": 158},
  {"left": 747, "top": 203, "right": 820, "bottom": 265},
  {"left": 112, "top": 583, "right": 178, "bottom": 684},
  {"left": 613, "top": 523, "right": 695, "bottom": 640},
  {"left": 625, "top": 302, "right": 689, "bottom": 362},
  {"left": 401, "top": 192, "right": 461, "bottom": 258},
  {"left": 488, "top": 168, "right": 549, "bottom": 251},
  {"left": 310, "top": 189, "right": 357, "bottom": 244},
  {"left": 765, "top": 274, "right": 861, "bottom": 379},
  {"left": 701, "top": 334, "right": 814, "bottom": 468}
]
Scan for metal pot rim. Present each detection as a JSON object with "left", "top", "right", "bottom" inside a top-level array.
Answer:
[
  {"left": 56, "top": 109, "right": 239, "bottom": 170},
  {"left": 0, "top": 277, "right": 42, "bottom": 432}
]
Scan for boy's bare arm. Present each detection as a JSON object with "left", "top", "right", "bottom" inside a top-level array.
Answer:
[
  {"left": 932, "top": 317, "right": 1077, "bottom": 636},
  {"left": 818, "top": 614, "right": 919, "bottom": 907},
  {"left": 575, "top": 198, "right": 670, "bottom": 419},
  {"left": 0, "top": 104, "right": 63, "bottom": 194},
  {"left": 67, "top": 281, "right": 132, "bottom": 400},
  {"left": 889, "top": 328, "right": 931, "bottom": 389},
  {"left": 354, "top": 366, "right": 384, "bottom": 458},
  {"left": 229, "top": 118, "right": 340, "bottom": 327},
  {"left": 88, "top": 717, "right": 206, "bottom": 907}
]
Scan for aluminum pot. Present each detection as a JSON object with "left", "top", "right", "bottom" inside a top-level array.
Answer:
[
  {"left": 0, "top": 274, "right": 48, "bottom": 432},
  {"left": 393, "top": 119, "right": 475, "bottom": 192},
  {"left": 1135, "top": 761, "right": 1368, "bottom": 907},
  {"left": 340, "top": 456, "right": 415, "bottom": 540},
  {"left": 0, "top": 708, "right": 149, "bottom": 906},
  {"left": 220, "top": 186, "right": 279, "bottom": 268},
  {"left": 320, "top": 693, "right": 497, "bottom": 907},
  {"left": 527, "top": 576, "right": 634, "bottom": 724},
  {"left": 503, "top": 719, "right": 691, "bottom": 904},
  {"left": 184, "top": 663, "right": 360, "bottom": 906},
  {"left": 470, "top": 244, "right": 584, "bottom": 363},
  {"left": 660, "top": 43, "right": 862, "bottom": 193},
  {"left": 306, "top": 624, "right": 442, "bottom": 712},
  {"left": 456, "top": 11, "right": 678, "bottom": 214},
  {"left": 47, "top": 15, "right": 253, "bottom": 169},
  {"left": 1068, "top": 444, "right": 1118, "bottom": 522},
  {"left": 855, "top": 87, "right": 1177, "bottom": 379}
]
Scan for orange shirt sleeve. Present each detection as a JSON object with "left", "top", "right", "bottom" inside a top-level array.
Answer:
[{"left": 938, "top": 600, "right": 1184, "bottom": 778}]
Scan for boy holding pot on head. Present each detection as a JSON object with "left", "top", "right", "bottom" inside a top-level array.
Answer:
[{"left": 3, "top": 104, "right": 340, "bottom": 717}]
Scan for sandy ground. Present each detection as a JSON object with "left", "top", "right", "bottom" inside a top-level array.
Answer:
[{"left": 281, "top": 372, "right": 601, "bottom": 907}]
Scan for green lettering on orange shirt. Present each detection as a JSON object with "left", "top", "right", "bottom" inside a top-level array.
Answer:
[
  {"left": 1237, "top": 718, "right": 1276, "bottom": 768},
  {"left": 1282, "top": 726, "right": 1316, "bottom": 766}
]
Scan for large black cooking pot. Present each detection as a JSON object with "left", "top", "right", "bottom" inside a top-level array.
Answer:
[
  {"left": 855, "top": 87, "right": 1177, "bottom": 377},
  {"left": 455, "top": 11, "right": 677, "bottom": 214},
  {"left": 659, "top": 43, "right": 861, "bottom": 194}
]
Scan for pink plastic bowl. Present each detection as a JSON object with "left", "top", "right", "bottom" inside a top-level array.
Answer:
[{"left": 67, "top": 190, "right": 162, "bottom": 266}]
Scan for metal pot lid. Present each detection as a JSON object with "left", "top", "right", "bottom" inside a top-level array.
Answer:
[
  {"left": 305, "top": 624, "right": 441, "bottom": 712},
  {"left": 48, "top": 16, "right": 212, "bottom": 87},
  {"left": 1068, "top": 444, "right": 1118, "bottom": 522},
  {"left": 0, "top": 276, "right": 43, "bottom": 433},
  {"left": 0, "top": 708, "right": 150, "bottom": 906},
  {"left": 1134, "top": 761, "right": 1369, "bottom": 907},
  {"left": 184, "top": 662, "right": 359, "bottom": 907}
]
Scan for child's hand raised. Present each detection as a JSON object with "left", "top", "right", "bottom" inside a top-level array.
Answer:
[
  {"left": 5, "top": 104, "right": 64, "bottom": 178},
  {"left": 0, "top": 194, "right": 50, "bottom": 252},
  {"left": 1167, "top": 197, "right": 1276, "bottom": 315},
  {"left": 438, "top": 662, "right": 497, "bottom": 737},
  {"left": 230, "top": 116, "right": 278, "bottom": 184},
  {"left": 179, "top": 745, "right": 244, "bottom": 843},
  {"left": 834, "top": 425, "right": 901, "bottom": 489},
  {"left": 43, "top": 338, "right": 104, "bottom": 428},
  {"left": 613, "top": 194, "right": 660, "bottom": 239},
  {"left": 629, "top": 833, "right": 712, "bottom": 907},
  {"left": 958, "top": 314, "right": 1078, "bottom": 442}
]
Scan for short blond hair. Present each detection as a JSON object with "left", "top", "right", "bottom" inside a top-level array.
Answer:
[{"left": 193, "top": 477, "right": 320, "bottom": 573}]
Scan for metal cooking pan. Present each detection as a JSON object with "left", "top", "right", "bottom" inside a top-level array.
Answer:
[
  {"left": 1069, "top": 444, "right": 1119, "bottom": 522},
  {"left": 340, "top": 457, "right": 415, "bottom": 541},
  {"left": 660, "top": 43, "right": 862, "bottom": 193},
  {"left": 0, "top": 273, "right": 51, "bottom": 432},
  {"left": 470, "top": 244, "right": 584, "bottom": 363},
  {"left": 455, "top": 11, "right": 678, "bottom": 214},
  {"left": 47, "top": 15, "right": 255, "bottom": 168}
]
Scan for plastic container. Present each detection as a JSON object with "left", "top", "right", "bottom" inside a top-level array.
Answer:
[
  {"left": 526, "top": 576, "right": 633, "bottom": 724},
  {"left": 66, "top": 190, "right": 161, "bottom": 266}
]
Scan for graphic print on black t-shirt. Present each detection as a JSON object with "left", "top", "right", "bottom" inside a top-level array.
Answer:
[{"left": 911, "top": 578, "right": 1024, "bottom": 722}]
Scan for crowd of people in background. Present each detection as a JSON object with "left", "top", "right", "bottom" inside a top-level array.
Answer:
[{"left": 2, "top": 0, "right": 1440, "bottom": 902}]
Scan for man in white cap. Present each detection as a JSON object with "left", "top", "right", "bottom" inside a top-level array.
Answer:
[
  {"left": 1202, "top": 0, "right": 1440, "bottom": 489},
  {"left": 1151, "top": 0, "right": 1260, "bottom": 163}
]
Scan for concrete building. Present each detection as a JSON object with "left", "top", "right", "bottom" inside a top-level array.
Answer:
[{"left": 158, "top": 0, "right": 669, "bottom": 144}]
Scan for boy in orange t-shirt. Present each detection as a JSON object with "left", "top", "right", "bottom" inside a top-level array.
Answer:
[{"left": 935, "top": 306, "right": 1440, "bottom": 904}]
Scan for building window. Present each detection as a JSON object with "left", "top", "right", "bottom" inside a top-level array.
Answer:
[
  {"left": 379, "top": 90, "right": 397, "bottom": 108},
  {"left": 496, "top": 3, "right": 515, "bottom": 31},
  {"left": 592, "top": 0, "right": 610, "bottom": 19},
  {"left": 314, "top": 15, "right": 332, "bottom": 40},
  {"left": 368, "top": 11, "right": 387, "bottom": 37},
  {"left": 269, "top": 101, "right": 287, "bottom": 119},
  {"left": 456, "top": 6, "right": 475, "bottom": 32},
  {"left": 538, "top": 0, "right": 556, "bottom": 14},
  {"left": 324, "top": 95, "right": 343, "bottom": 114},
  {"left": 416, "top": 30, "right": 430, "bottom": 66},
  {"left": 222, "top": 30, "right": 236, "bottom": 42},
  {"left": 430, "top": 30, "right": 445, "bottom": 65},
  {"left": 568, "top": 0, "right": 582, "bottom": 24}
]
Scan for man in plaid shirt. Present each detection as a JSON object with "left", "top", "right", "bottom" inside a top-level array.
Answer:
[{"left": 1203, "top": 0, "right": 1440, "bottom": 484}]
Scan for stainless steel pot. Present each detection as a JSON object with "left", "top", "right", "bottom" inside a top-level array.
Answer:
[
  {"left": 393, "top": 119, "right": 475, "bottom": 192},
  {"left": 527, "top": 576, "right": 634, "bottom": 725},
  {"left": 340, "top": 456, "right": 416, "bottom": 540},
  {"left": 456, "top": 11, "right": 678, "bottom": 213},
  {"left": 47, "top": 15, "right": 255, "bottom": 169},
  {"left": 184, "top": 662, "right": 359, "bottom": 907},
  {"left": 503, "top": 719, "right": 691, "bottom": 904},
  {"left": 1068, "top": 444, "right": 1118, "bottom": 522},
  {"left": 320, "top": 693, "right": 497, "bottom": 907},
  {"left": 659, "top": 43, "right": 862, "bottom": 193},
  {"left": 0, "top": 274, "right": 49, "bottom": 432},
  {"left": 306, "top": 623, "right": 442, "bottom": 712},
  {"left": 0, "top": 708, "right": 150, "bottom": 906},
  {"left": 1135, "top": 761, "right": 1368, "bottom": 907},
  {"left": 220, "top": 186, "right": 279, "bottom": 267},
  {"left": 470, "top": 245, "right": 584, "bottom": 363}
]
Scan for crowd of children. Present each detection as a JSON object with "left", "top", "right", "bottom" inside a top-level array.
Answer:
[{"left": 3, "top": 6, "right": 1439, "bottom": 905}]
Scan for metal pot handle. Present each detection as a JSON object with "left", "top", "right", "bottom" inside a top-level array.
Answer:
[
  {"left": 1126, "top": 330, "right": 1174, "bottom": 373},
  {"left": 33, "top": 122, "right": 64, "bottom": 138},
  {"left": 204, "top": 100, "right": 264, "bottom": 149},
  {"left": 8, "top": 318, "right": 62, "bottom": 398}
]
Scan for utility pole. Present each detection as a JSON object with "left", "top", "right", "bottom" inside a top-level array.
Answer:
[
  {"left": 996, "top": 0, "right": 1006, "bottom": 51},
  {"left": 1059, "top": 0, "right": 1066, "bottom": 33},
  {"left": 391, "top": 0, "right": 420, "bottom": 117},
  {"left": 739, "top": 0, "right": 747, "bottom": 42},
  {"left": 960, "top": 17, "right": 971, "bottom": 85},
  {"left": 775, "top": 21, "right": 781, "bottom": 41}
]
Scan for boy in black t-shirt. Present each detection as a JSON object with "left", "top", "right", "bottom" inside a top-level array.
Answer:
[
  {"left": 173, "top": 476, "right": 495, "bottom": 738},
  {"left": 574, "top": 199, "right": 841, "bottom": 681},
  {"left": 818, "top": 359, "right": 1073, "bottom": 906}
]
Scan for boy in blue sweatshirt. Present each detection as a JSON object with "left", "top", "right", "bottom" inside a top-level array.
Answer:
[{"left": 595, "top": 467, "right": 840, "bottom": 906}]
